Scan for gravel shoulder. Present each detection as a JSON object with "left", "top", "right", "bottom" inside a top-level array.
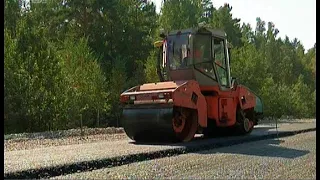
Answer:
[
  {"left": 53, "top": 131, "right": 316, "bottom": 180},
  {"left": 4, "top": 121, "right": 316, "bottom": 174},
  {"left": 5, "top": 127, "right": 125, "bottom": 141},
  {"left": 5, "top": 133, "right": 128, "bottom": 151},
  {"left": 4, "top": 118, "right": 315, "bottom": 151},
  {"left": 4, "top": 127, "right": 126, "bottom": 151}
]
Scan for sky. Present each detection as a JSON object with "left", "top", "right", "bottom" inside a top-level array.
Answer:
[{"left": 150, "top": 0, "right": 316, "bottom": 50}]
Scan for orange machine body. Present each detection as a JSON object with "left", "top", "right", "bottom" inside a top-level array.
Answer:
[{"left": 120, "top": 80, "right": 256, "bottom": 129}]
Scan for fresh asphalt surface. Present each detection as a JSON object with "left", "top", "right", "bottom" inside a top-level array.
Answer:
[{"left": 53, "top": 131, "right": 316, "bottom": 179}]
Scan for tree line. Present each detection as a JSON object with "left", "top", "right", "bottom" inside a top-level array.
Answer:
[{"left": 4, "top": 0, "right": 316, "bottom": 134}]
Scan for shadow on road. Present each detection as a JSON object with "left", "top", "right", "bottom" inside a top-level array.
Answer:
[
  {"left": 197, "top": 138, "right": 310, "bottom": 159},
  {"left": 129, "top": 126, "right": 275, "bottom": 146},
  {"left": 129, "top": 125, "right": 310, "bottom": 159}
]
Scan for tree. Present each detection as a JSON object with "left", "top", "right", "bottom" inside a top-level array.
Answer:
[
  {"left": 5, "top": 13, "right": 65, "bottom": 132},
  {"left": 159, "top": 0, "right": 204, "bottom": 31},
  {"left": 57, "top": 37, "right": 108, "bottom": 128},
  {"left": 210, "top": 3, "right": 242, "bottom": 47}
]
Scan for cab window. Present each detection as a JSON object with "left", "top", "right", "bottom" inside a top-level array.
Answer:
[
  {"left": 167, "top": 34, "right": 190, "bottom": 70},
  {"left": 193, "top": 34, "right": 217, "bottom": 80},
  {"left": 213, "top": 38, "right": 228, "bottom": 87}
]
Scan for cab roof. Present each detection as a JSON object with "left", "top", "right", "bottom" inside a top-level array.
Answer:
[{"left": 167, "top": 27, "right": 227, "bottom": 39}]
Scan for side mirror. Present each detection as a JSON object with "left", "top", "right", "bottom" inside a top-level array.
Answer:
[
  {"left": 154, "top": 41, "right": 163, "bottom": 48},
  {"left": 159, "top": 28, "right": 166, "bottom": 39}
]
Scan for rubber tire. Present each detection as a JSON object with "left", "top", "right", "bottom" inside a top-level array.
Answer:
[{"left": 236, "top": 108, "right": 254, "bottom": 135}]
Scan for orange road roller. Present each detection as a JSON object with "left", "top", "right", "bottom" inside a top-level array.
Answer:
[{"left": 120, "top": 26, "right": 263, "bottom": 142}]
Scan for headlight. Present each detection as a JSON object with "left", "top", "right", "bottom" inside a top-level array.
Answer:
[
  {"left": 130, "top": 96, "right": 136, "bottom": 101},
  {"left": 158, "top": 93, "right": 164, "bottom": 99}
]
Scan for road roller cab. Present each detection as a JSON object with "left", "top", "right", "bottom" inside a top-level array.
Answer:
[{"left": 120, "top": 26, "right": 263, "bottom": 142}]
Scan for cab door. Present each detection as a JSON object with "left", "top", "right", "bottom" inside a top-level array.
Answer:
[
  {"left": 213, "top": 37, "right": 231, "bottom": 89},
  {"left": 212, "top": 37, "right": 236, "bottom": 126}
]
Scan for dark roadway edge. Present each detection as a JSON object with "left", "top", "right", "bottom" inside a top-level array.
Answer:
[{"left": 4, "top": 128, "right": 316, "bottom": 179}]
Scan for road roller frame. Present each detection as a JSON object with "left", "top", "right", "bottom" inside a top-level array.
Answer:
[{"left": 120, "top": 26, "right": 263, "bottom": 142}]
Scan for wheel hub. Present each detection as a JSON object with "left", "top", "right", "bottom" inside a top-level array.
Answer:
[
  {"left": 172, "top": 113, "right": 186, "bottom": 133},
  {"left": 243, "top": 118, "right": 251, "bottom": 132}
]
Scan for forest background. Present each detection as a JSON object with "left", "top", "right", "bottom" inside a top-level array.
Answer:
[{"left": 4, "top": 0, "right": 316, "bottom": 134}]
